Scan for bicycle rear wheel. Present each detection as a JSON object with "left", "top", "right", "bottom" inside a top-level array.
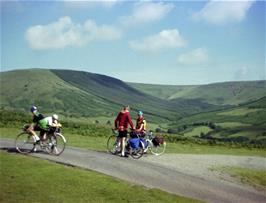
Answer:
[
  {"left": 47, "top": 133, "right": 66, "bottom": 156},
  {"left": 15, "top": 132, "right": 35, "bottom": 153},
  {"left": 150, "top": 141, "right": 166, "bottom": 156},
  {"left": 130, "top": 147, "right": 144, "bottom": 159},
  {"left": 107, "top": 135, "right": 120, "bottom": 154},
  {"left": 130, "top": 140, "right": 144, "bottom": 159}
]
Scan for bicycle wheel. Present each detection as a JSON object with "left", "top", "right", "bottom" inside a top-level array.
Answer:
[
  {"left": 107, "top": 135, "right": 120, "bottom": 154},
  {"left": 15, "top": 132, "right": 35, "bottom": 153},
  {"left": 145, "top": 139, "right": 153, "bottom": 153},
  {"left": 130, "top": 140, "right": 144, "bottom": 159},
  {"left": 47, "top": 133, "right": 66, "bottom": 156},
  {"left": 150, "top": 141, "right": 166, "bottom": 156}
]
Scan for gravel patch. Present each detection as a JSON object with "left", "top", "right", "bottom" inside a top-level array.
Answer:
[{"left": 141, "top": 154, "right": 266, "bottom": 181}]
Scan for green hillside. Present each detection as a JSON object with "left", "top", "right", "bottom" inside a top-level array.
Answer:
[
  {"left": 51, "top": 69, "right": 178, "bottom": 121},
  {"left": 129, "top": 81, "right": 266, "bottom": 105},
  {"left": 168, "top": 97, "right": 266, "bottom": 146},
  {"left": 127, "top": 82, "right": 197, "bottom": 100},
  {"left": 0, "top": 69, "right": 118, "bottom": 117},
  {"left": 1, "top": 69, "right": 219, "bottom": 123},
  {"left": 1, "top": 68, "right": 265, "bottom": 146}
]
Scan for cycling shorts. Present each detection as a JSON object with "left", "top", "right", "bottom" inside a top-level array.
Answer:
[{"left": 118, "top": 130, "right": 128, "bottom": 138}]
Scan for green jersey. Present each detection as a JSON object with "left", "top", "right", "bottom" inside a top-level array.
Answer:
[{"left": 38, "top": 116, "right": 53, "bottom": 130}]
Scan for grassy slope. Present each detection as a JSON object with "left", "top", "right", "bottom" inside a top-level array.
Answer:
[
  {"left": 52, "top": 69, "right": 224, "bottom": 119},
  {"left": 1, "top": 69, "right": 183, "bottom": 123},
  {"left": 0, "top": 69, "right": 117, "bottom": 117},
  {"left": 127, "top": 82, "right": 197, "bottom": 100},
  {"left": 169, "top": 97, "right": 266, "bottom": 144},
  {"left": 171, "top": 97, "right": 266, "bottom": 126},
  {"left": 1, "top": 69, "right": 238, "bottom": 123},
  {"left": 212, "top": 166, "right": 266, "bottom": 189},
  {"left": 0, "top": 151, "right": 202, "bottom": 203},
  {"left": 129, "top": 81, "right": 266, "bottom": 105},
  {"left": 51, "top": 69, "right": 180, "bottom": 122}
]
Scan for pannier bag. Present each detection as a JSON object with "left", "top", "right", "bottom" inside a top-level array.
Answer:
[
  {"left": 152, "top": 136, "right": 164, "bottom": 146},
  {"left": 129, "top": 138, "right": 140, "bottom": 149}
]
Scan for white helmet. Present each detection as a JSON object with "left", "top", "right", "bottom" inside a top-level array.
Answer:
[{"left": 52, "top": 114, "right": 58, "bottom": 120}]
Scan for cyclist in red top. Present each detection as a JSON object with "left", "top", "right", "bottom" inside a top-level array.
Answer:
[
  {"left": 114, "top": 105, "right": 135, "bottom": 157},
  {"left": 135, "top": 111, "right": 147, "bottom": 137}
]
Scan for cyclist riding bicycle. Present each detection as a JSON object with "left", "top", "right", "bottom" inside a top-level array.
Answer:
[{"left": 114, "top": 105, "right": 135, "bottom": 157}]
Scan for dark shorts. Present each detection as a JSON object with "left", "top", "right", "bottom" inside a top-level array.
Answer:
[
  {"left": 33, "top": 124, "right": 42, "bottom": 131},
  {"left": 118, "top": 130, "right": 128, "bottom": 138},
  {"left": 34, "top": 125, "right": 47, "bottom": 136}
]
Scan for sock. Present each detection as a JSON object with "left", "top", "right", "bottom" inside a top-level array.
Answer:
[{"left": 34, "top": 135, "right": 40, "bottom": 141}]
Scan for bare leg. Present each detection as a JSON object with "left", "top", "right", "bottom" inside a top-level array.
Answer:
[
  {"left": 121, "top": 137, "right": 124, "bottom": 156},
  {"left": 27, "top": 128, "right": 40, "bottom": 142}
]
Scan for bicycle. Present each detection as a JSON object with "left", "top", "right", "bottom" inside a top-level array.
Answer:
[
  {"left": 143, "top": 131, "right": 166, "bottom": 156},
  {"left": 15, "top": 125, "right": 66, "bottom": 156},
  {"left": 107, "top": 129, "right": 145, "bottom": 159}
]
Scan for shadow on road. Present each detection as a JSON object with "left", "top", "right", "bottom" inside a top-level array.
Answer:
[{"left": 0, "top": 147, "right": 48, "bottom": 155}]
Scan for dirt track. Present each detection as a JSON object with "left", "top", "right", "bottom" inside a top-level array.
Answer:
[{"left": 1, "top": 139, "right": 265, "bottom": 203}]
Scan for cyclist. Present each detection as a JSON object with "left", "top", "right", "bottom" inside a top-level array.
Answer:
[
  {"left": 28, "top": 106, "right": 44, "bottom": 143},
  {"left": 33, "top": 114, "right": 62, "bottom": 152},
  {"left": 114, "top": 105, "right": 135, "bottom": 157},
  {"left": 135, "top": 110, "right": 148, "bottom": 152},
  {"left": 135, "top": 111, "right": 147, "bottom": 137},
  {"left": 38, "top": 114, "right": 62, "bottom": 139}
]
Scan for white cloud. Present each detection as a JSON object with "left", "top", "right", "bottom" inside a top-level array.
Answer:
[
  {"left": 177, "top": 48, "right": 209, "bottom": 65},
  {"left": 234, "top": 66, "right": 249, "bottom": 80},
  {"left": 121, "top": 1, "right": 174, "bottom": 26},
  {"left": 192, "top": 0, "right": 255, "bottom": 25},
  {"left": 129, "top": 29, "right": 186, "bottom": 53},
  {"left": 25, "top": 16, "right": 122, "bottom": 50}
]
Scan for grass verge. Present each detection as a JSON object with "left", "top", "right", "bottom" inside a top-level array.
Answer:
[
  {"left": 0, "top": 151, "right": 202, "bottom": 203},
  {"left": 212, "top": 166, "right": 266, "bottom": 190}
]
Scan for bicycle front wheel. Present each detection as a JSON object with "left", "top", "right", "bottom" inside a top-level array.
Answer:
[
  {"left": 47, "top": 133, "right": 66, "bottom": 156},
  {"left": 107, "top": 135, "right": 120, "bottom": 154},
  {"left": 15, "top": 132, "right": 35, "bottom": 153},
  {"left": 150, "top": 141, "right": 166, "bottom": 156}
]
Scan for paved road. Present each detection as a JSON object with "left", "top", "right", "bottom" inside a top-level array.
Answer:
[{"left": 1, "top": 139, "right": 265, "bottom": 203}]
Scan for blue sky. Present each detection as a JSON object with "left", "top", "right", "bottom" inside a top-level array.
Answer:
[{"left": 1, "top": 0, "right": 265, "bottom": 85}]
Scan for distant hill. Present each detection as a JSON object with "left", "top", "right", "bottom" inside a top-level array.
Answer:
[
  {"left": 129, "top": 81, "right": 266, "bottom": 105},
  {"left": 0, "top": 69, "right": 219, "bottom": 122},
  {"left": 167, "top": 97, "right": 266, "bottom": 146},
  {"left": 0, "top": 69, "right": 116, "bottom": 117}
]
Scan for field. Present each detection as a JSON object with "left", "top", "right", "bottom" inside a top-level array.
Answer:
[{"left": 167, "top": 97, "right": 266, "bottom": 147}]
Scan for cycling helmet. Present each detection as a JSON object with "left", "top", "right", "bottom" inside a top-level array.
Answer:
[
  {"left": 30, "top": 106, "right": 37, "bottom": 113},
  {"left": 52, "top": 114, "right": 58, "bottom": 120},
  {"left": 138, "top": 111, "right": 143, "bottom": 116}
]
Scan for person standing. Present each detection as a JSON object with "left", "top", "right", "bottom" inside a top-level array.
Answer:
[{"left": 114, "top": 105, "right": 135, "bottom": 157}]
